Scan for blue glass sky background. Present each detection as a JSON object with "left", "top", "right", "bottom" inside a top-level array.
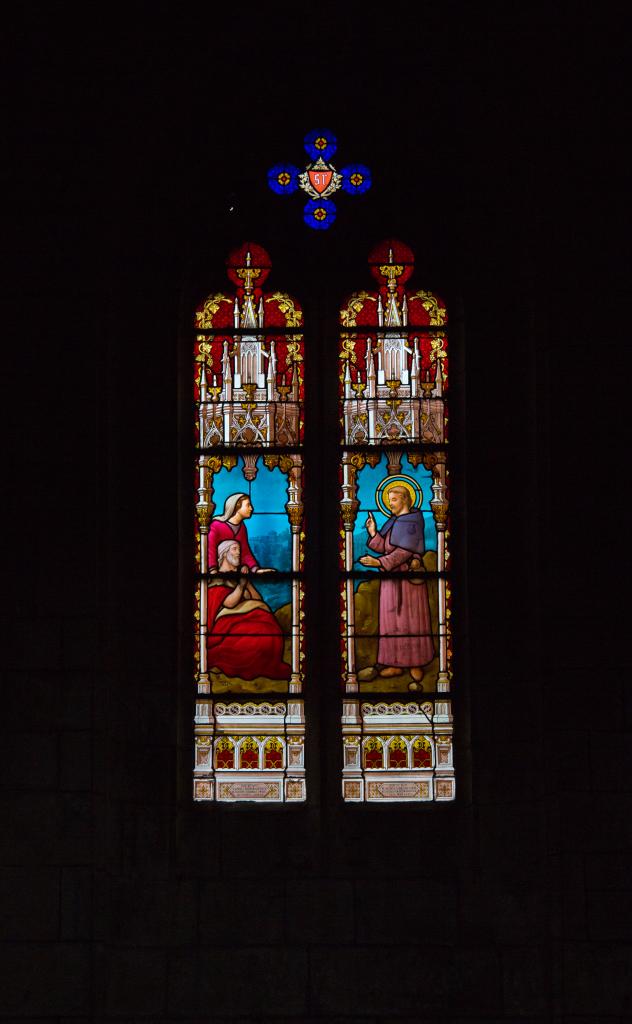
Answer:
[
  {"left": 211, "top": 463, "right": 293, "bottom": 609},
  {"left": 354, "top": 455, "right": 437, "bottom": 556}
]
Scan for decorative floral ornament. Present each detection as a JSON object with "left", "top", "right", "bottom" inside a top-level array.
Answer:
[
  {"left": 341, "top": 163, "right": 372, "bottom": 195},
  {"left": 303, "top": 198, "right": 336, "bottom": 230},
  {"left": 268, "top": 129, "right": 371, "bottom": 230},
  {"left": 303, "top": 128, "right": 337, "bottom": 162},
  {"left": 267, "top": 163, "right": 300, "bottom": 194}
]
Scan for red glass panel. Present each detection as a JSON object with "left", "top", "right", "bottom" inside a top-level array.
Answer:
[
  {"left": 240, "top": 746, "right": 259, "bottom": 770},
  {"left": 216, "top": 748, "right": 235, "bottom": 769},
  {"left": 389, "top": 746, "right": 407, "bottom": 769},
  {"left": 412, "top": 746, "right": 432, "bottom": 769},
  {"left": 264, "top": 746, "right": 283, "bottom": 769},
  {"left": 364, "top": 745, "right": 384, "bottom": 769}
]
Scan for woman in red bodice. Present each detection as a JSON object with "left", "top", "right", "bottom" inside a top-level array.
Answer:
[{"left": 208, "top": 492, "right": 272, "bottom": 574}]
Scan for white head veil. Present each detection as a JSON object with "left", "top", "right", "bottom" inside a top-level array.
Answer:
[{"left": 213, "top": 493, "right": 248, "bottom": 522}]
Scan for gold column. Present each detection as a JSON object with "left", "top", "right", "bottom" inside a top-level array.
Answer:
[
  {"left": 341, "top": 453, "right": 363, "bottom": 691},
  {"left": 429, "top": 457, "right": 449, "bottom": 691},
  {"left": 196, "top": 455, "right": 224, "bottom": 694},
  {"left": 283, "top": 454, "right": 303, "bottom": 693}
]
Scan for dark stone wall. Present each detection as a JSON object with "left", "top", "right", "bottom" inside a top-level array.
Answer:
[{"left": 3, "top": 8, "right": 629, "bottom": 1021}]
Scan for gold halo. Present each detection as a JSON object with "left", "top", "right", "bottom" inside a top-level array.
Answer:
[{"left": 375, "top": 475, "right": 422, "bottom": 516}]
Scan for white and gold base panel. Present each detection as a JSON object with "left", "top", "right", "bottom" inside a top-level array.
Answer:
[
  {"left": 193, "top": 700, "right": 305, "bottom": 803},
  {"left": 341, "top": 700, "right": 455, "bottom": 802}
]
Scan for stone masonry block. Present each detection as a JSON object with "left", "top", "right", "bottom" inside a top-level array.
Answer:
[
  {"left": 60, "top": 865, "right": 93, "bottom": 940},
  {"left": 0, "top": 732, "right": 59, "bottom": 789},
  {"left": 586, "top": 890, "right": 632, "bottom": 942},
  {"left": 562, "top": 942, "right": 632, "bottom": 1015},
  {"left": 286, "top": 879, "right": 355, "bottom": 945},
  {"left": 501, "top": 945, "right": 547, "bottom": 1015},
  {"left": 200, "top": 879, "right": 285, "bottom": 946},
  {"left": 110, "top": 878, "right": 198, "bottom": 946},
  {"left": 59, "top": 731, "right": 92, "bottom": 790},
  {"left": 0, "top": 865, "right": 60, "bottom": 940},
  {"left": 354, "top": 878, "right": 457, "bottom": 946},
  {"left": 105, "top": 947, "right": 167, "bottom": 1015},
  {"left": 62, "top": 616, "right": 98, "bottom": 670},
  {"left": 585, "top": 852, "right": 632, "bottom": 892},
  {"left": 309, "top": 945, "right": 501, "bottom": 1017},
  {"left": 168, "top": 947, "right": 308, "bottom": 1017},
  {"left": 0, "top": 943, "right": 91, "bottom": 1015},
  {"left": 5, "top": 617, "right": 62, "bottom": 671}
]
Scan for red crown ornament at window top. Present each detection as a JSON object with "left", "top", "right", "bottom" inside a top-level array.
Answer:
[
  {"left": 340, "top": 239, "right": 448, "bottom": 329},
  {"left": 194, "top": 242, "right": 303, "bottom": 331},
  {"left": 339, "top": 239, "right": 449, "bottom": 391}
]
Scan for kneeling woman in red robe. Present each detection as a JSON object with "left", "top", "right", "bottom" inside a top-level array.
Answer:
[{"left": 206, "top": 540, "right": 290, "bottom": 681}]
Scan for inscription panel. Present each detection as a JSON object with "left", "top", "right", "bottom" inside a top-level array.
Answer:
[
  {"left": 366, "top": 780, "right": 431, "bottom": 801},
  {"left": 217, "top": 780, "right": 281, "bottom": 801}
]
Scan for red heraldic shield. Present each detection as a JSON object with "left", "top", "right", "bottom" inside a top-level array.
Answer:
[{"left": 308, "top": 169, "right": 333, "bottom": 194}]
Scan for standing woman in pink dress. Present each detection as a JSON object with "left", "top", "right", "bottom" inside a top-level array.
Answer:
[{"left": 359, "top": 485, "right": 434, "bottom": 687}]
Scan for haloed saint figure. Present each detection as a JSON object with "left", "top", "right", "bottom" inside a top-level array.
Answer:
[{"left": 359, "top": 482, "right": 434, "bottom": 689}]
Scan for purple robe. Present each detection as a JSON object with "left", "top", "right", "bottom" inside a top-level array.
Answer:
[{"left": 368, "top": 525, "right": 434, "bottom": 668}]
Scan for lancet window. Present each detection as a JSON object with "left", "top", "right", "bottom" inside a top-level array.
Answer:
[
  {"left": 193, "top": 243, "right": 306, "bottom": 803},
  {"left": 339, "top": 241, "right": 455, "bottom": 802}
]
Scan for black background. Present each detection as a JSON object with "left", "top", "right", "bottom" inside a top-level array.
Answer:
[{"left": 3, "top": 6, "right": 630, "bottom": 1020}]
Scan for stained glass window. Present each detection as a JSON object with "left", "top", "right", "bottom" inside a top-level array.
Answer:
[
  {"left": 193, "top": 243, "right": 306, "bottom": 803},
  {"left": 192, "top": 238, "right": 457, "bottom": 807},
  {"left": 339, "top": 241, "right": 455, "bottom": 802}
]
